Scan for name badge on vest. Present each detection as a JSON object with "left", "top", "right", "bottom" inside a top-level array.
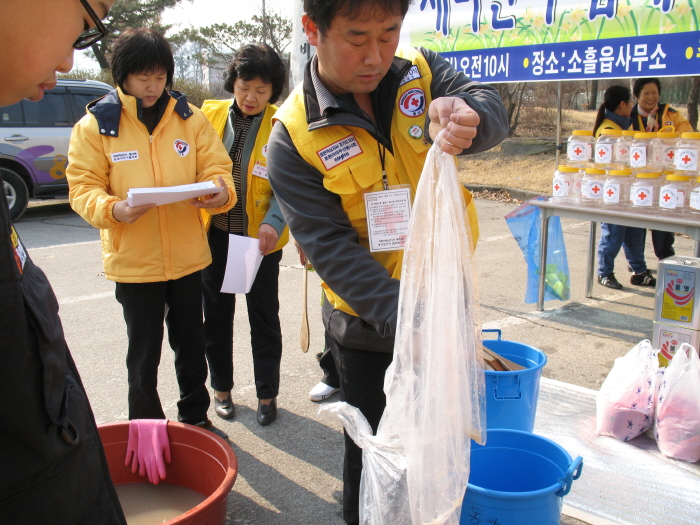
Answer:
[
  {"left": 364, "top": 188, "right": 412, "bottom": 252},
  {"left": 252, "top": 162, "right": 268, "bottom": 179},
  {"left": 10, "top": 226, "right": 27, "bottom": 274}
]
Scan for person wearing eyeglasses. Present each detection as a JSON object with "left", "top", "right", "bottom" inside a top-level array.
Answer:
[
  {"left": 0, "top": 2, "right": 128, "bottom": 523},
  {"left": 0, "top": 0, "right": 109, "bottom": 106}
]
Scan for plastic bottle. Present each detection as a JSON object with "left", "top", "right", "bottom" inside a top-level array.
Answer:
[
  {"left": 659, "top": 174, "right": 692, "bottom": 213},
  {"left": 581, "top": 168, "right": 606, "bottom": 207},
  {"left": 689, "top": 177, "right": 700, "bottom": 215},
  {"left": 551, "top": 165, "right": 578, "bottom": 203},
  {"left": 673, "top": 132, "right": 700, "bottom": 176},
  {"left": 630, "top": 172, "right": 660, "bottom": 209},
  {"left": 603, "top": 169, "right": 632, "bottom": 208},
  {"left": 567, "top": 130, "right": 594, "bottom": 167},
  {"left": 614, "top": 130, "right": 636, "bottom": 168},
  {"left": 594, "top": 129, "right": 622, "bottom": 168},
  {"left": 629, "top": 132, "right": 656, "bottom": 171},
  {"left": 651, "top": 131, "right": 681, "bottom": 171}
]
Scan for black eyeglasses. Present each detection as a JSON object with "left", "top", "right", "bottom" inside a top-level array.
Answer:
[{"left": 73, "top": 0, "right": 108, "bottom": 50}]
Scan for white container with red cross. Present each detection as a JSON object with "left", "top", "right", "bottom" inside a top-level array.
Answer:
[
  {"left": 581, "top": 168, "right": 606, "bottom": 207},
  {"left": 689, "top": 177, "right": 700, "bottom": 216},
  {"left": 567, "top": 130, "right": 594, "bottom": 167},
  {"left": 629, "top": 132, "right": 656, "bottom": 171},
  {"left": 594, "top": 129, "right": 622, "bottom": 168},
  {"left": 551, "top": 165, "right": 578, "bottom": 203},
  {"left": 658, "top": 174, "right": 692, "bottom": 214},
  {"left": 614, "top": 130, "right": 636, "bottom": 167},
  {"left": 673, "top": 132, "right": 700, "bottom": 176},
  {"left": 651, "top": 131, "right": 681, "bottom": 171},
  {"left": 603, "top": 169, "right": 632, "bottom": 208},
  {"left": 630, "top": 172, "right": 660, "bottom": 209}
]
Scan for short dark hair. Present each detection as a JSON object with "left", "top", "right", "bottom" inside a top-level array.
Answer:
[
  {"left": 223, "top": 43, "right": 287, "bottom": 103},
  {"left": 304, "top": 0, "right": 412, "bottom": 35},
  {"left": 633, "top": 78, "right": 661, "bottom": 98},
  {"left": 110, "top": 29, "right": 175, "bottom": 91}
]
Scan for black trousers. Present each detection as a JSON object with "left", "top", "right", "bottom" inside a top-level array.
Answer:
[
  {"left": 318, "top": 333, "right": 340, "bottom": 388},
  {"left": 327, "top": 332, "right": 394, "bottom": 525},
  {"left": 202, "top": 226, "right": 283, "bottom": 399},
  {"left": 651, "top": 230, "right": 675, "bottom": 260},
  {"left": 115, "top": 271, "right": 210, "bottom": 423}
]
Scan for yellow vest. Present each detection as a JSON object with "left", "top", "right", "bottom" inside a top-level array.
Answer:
[
  {"left": 594, "top": 118, "right": 623, "bottom": 138},
  {"left": 275, "top": 48, "right": 479, "bottom": 316},
  {"left": 201, "top": 99, "right": 288, "bottom": 252}
]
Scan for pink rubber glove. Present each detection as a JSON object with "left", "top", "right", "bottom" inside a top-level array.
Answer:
[
  {"left": 137, "top": 419, "right": 171, "bottom": 484},
  {"left": 125, "top": 419, "right": 141, "bottom": 474}
]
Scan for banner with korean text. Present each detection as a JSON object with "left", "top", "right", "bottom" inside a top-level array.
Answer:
[{"left": 403, "top": 0, "right": 700, "bottom": 82}]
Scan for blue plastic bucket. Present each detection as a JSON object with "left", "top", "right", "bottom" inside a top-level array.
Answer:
[
  {"left": 460, "top": 429, "right": 583, "bottom": 525},
  {"left": 483, "top": 329, "right": 547, "bottom": 432}
]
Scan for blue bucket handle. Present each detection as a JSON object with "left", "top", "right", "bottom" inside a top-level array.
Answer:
[
  {"left": 482, "top": 328, "right": 502, "bottom": 340},
  {"left": 556, "top": 456, "right": 584, "bottom": 497}
]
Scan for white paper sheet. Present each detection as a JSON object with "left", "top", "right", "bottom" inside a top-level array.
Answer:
[
  {"left": 127, "top": 181, "right": 223, "bottom": 207},
  {"left": 220, "top": 234, "right": 263, "bottom": 294}
]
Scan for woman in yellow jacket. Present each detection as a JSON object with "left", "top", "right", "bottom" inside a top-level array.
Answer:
[
  {"left": 67, "top": 29, "right": 235, "bottom": 427},
  {"left": 631, "top": 77, "right": 694, "bottom": 263},
  {"left": 200, "top": 43, "right": 288, "bottom": 426}
]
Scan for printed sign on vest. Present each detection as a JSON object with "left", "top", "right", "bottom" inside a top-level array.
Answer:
[{"left": 317, "top": 134, "right": 363, "bottom": 171}]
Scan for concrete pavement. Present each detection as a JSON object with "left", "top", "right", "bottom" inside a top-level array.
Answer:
[{"left": 14, "top": 196, "right": 696, "bottom": 525}]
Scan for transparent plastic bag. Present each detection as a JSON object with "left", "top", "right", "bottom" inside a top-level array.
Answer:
[
  {"left": 319, "top": 133, "right": 486, "bottom": 525},
  {"left": 505, "top": 198, "right": 570, "bottom": 303},
  {"left": 596, "top": 340, "right": 658, "bottom": 441},
  {"left": 654, "top": 343, "right": 700, "bottom": 462}
]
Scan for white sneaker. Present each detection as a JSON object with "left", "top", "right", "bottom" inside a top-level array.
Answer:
[{"left": 309, "top": 382, "right": 340, "bottom": 402}]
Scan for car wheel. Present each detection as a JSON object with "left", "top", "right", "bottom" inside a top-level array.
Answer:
[{"left": 1, "top": 167, "right": 29, "bottom": 220}]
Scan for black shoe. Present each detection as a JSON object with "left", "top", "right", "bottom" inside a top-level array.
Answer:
[
  {"left": 257, "top": 398, "right": 277, "bottom": 426},
  {"left": 598, "top": 273, "right": 623, "bottom": 290},
  {"left": 630, "top": 270, "right": 656, "bottom": 287},
  {"left": 214, "top": 392, "right": 235, "bottom": 419},
  {"left": 179, "top": 418, "right": 212, "bottom": 428}
]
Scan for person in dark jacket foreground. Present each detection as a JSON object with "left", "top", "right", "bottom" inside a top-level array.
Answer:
[
  {"left": 0, "top": 1, "right": 126, "bottom": 523},
  {"left": 267, "top": 1, "right": 509, "bottom": 523}
]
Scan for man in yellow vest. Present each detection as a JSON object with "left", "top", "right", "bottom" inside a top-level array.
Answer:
[{"left": 267, "top": 1, "right": 508, "bottom": 522}]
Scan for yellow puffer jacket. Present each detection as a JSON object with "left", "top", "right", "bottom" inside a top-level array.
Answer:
[
  {"left": 67, "top": 88, "right": 235, "bottom": 283},
  {"left": 632, "top": 103, "right": 693, "bottom": 133}
]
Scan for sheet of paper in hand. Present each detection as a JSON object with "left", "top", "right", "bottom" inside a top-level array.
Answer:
[{"left": 127, "top": 181, "right": 223, "bottom": 207}]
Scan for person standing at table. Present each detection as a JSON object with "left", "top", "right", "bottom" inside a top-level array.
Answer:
[
  {"left": 266, "top": 0, "right": 508, "bottom": 522},
  {"left": 594, "top": 86, "right": 655, "bottom": 289},
  {"left": 67, "top": 28, "right": 235, "bottom": 427},
  {"left": 0, "top": 1, "right": 127, "bottom": 523},
  {"left": 200, "top": 43, "right": 288, "bottom": 426},
  {"left": 631, "top": 77, "right": 694, "bottom": 265}
]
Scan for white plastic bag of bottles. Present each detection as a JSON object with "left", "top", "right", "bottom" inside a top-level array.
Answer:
[
  {"left": 319, "top": 132, "right": 487, "bottom": 525},
  {"left": 654, "top": 343, "right": 700, "bottom": 462},
  {"left": 596, "top": 340, "right": 658, "bottom": 441}
]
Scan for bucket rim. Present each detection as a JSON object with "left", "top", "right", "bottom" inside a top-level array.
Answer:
[
  {"left": 98, "top": 421, "right": 238, "bottom": 524},
  {"left": 482, "top": 342, "right": 548, "bottom": 375},
  {"left": 467, "top": 429, "right": 571, "bottom": 499}
]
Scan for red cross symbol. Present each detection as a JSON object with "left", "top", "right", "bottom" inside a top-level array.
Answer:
[
  {"left": 633, "top": 151, "right": 641, "bottom": 161},
  {"left": 607, "top": 188, "right": 616, "bottom": 197},
  {"left": 620, "top": 147, "right": 628, "bottom": 155},
  {"left": 638, "top": 191, "right": 648, "bottom": 200},
  {"left": 598, "top": 148, "right": 606, "bottom": 157},
  {"left": 574, "top": 146, "right": 583, "bottom": 156},
  {"left": 554, "top": 183, "right": 561, "bottom": 192},
  {"left": 667, "top": 150, "right": 675, "bottom": 161},
  {"left": 663, "top": 192, "right": 672, "bottom": 202},
  {"left": 591, "top": 184, "right": 601, "bottom": 194},
  {"left": 411, "top": 98, "right": 419, "bottom": 107},
  {"left": 682, "top": 154, "right": 692, "bottom": 165}
]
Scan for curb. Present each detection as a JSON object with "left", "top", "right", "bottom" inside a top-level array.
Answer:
[{"left": 465, "top": 184, "right": 547, "bottom": 203}]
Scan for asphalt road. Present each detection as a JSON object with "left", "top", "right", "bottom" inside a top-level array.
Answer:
[{"left": 14, "top": 197, "right": 696, "bottom": 525}]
